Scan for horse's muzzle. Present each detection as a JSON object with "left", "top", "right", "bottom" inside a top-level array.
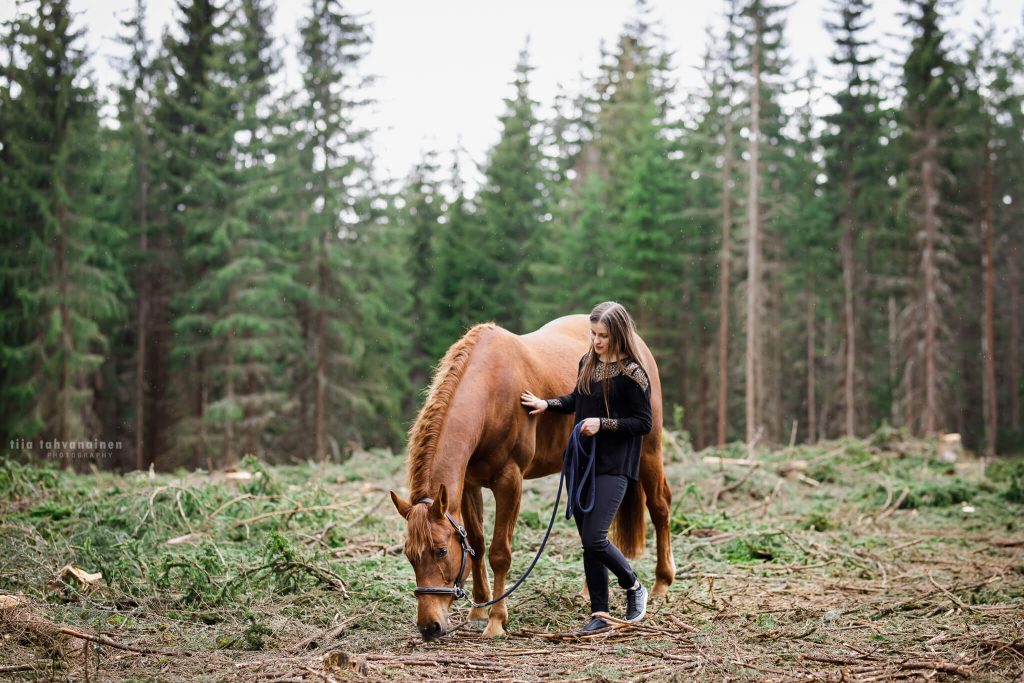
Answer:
[{"left": 419, "top": 620, "right": 445, "bottom": 641}]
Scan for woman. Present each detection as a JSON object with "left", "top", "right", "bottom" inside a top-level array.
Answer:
[{"left": 520, "top": 301, "right": 652, "bottom": 634}]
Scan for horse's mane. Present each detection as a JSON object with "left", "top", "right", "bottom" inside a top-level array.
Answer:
[{"left": 407, "top": 322, "right": 497, "bottom": 500}]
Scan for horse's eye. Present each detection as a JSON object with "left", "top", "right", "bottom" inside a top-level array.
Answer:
[{"left": 435, "top": 547, "right": 447, "bottom": 559}]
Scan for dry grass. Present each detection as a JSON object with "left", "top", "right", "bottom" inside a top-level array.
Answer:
[{"left": 1, "top": 429, "right": 1022, "bottom": 681}]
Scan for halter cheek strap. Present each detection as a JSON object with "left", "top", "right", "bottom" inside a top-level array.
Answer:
[{"left": 411, "top": 497, "right": 476, "bottom": 600}]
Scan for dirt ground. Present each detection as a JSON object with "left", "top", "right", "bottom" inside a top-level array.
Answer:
[{"left": 1, "top": 432, "right": 1022, "bottom": 681}]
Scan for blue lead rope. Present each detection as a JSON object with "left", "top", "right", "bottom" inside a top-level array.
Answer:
[
  {"left": 563, "top": 420, "right": 597, "bottom": 519},
  {"left": 462, "top": 420, "right": 595, "bottom": 608}
]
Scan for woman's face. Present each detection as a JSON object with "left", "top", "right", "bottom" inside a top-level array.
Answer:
[{"left": 590, "top": 321, "right": 612, "bottom": 357}]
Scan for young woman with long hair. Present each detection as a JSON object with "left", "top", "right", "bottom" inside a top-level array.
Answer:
[{"left": 520, "top": 301, "right": 652, "bottom": 634}]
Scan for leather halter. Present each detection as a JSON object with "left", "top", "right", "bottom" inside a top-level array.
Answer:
[{"left": 411, "top": 497, "right": 476, "bottom": 600}]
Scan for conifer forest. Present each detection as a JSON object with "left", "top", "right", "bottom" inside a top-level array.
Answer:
[{"left": 1, "top": 0, "right": 1023, "bottom": 469}]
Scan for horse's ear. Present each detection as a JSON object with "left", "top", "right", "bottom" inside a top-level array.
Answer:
[
  {"left": 429, "top": 484, "right": 448, "bottom": 517},
  {"left": 390, "top": 490, "right": 413, "bottom": 519}
]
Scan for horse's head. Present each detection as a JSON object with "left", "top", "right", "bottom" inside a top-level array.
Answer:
[{"left": 390, "top": 484, "right": 470, "bottom": 641}]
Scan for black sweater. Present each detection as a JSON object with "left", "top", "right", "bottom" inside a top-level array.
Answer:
[{"left": 544, "top": 353, "right": 653, "bottom": 481}]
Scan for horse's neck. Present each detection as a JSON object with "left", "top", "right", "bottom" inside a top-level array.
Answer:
[
  {"left": 415, "top": 333, "right": 504, "bottom": 515},
  {"left": 416, "top": 411, "right": 484, "bottom": 516}
]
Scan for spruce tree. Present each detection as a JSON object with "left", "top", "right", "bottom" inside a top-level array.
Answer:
[
  {"left": 823, "top": 0, "right": 893, "bottom": 437},
  {"left": 288, "top": 0, "right": 396, "bottom": 458},
  {"left": 110, "top": 0, "right": 155, "bottom": 469},
  {"left": 735, "top": 0, "right": 791, "bottom": 442},
  {"left": 476, "top": 45, "right": 548, "bottom": 333},
  {"left": 0, "top": 0, "right": 127, "bottom": 456},
  {"left": 401, "top": 150, "right": 445, "bottom": 390},
  {"left": 896, "top": 0, "right": 961, "bottom": 435}
]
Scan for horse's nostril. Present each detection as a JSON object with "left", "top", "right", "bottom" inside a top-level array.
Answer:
[{"left": 419, "top": 621, "right": 443, "bottom": 640}]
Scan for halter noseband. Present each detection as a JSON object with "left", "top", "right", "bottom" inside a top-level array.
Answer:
[{"left": 411, "top": 497, "right": 476, "bottom": 600}]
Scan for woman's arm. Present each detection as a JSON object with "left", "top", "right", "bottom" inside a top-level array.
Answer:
[
  {"left": 599, "top": 366, "right": 652, "bottom": 436},
  {"left": 542, "top": 390, "right": 577, "bottom": 414}
]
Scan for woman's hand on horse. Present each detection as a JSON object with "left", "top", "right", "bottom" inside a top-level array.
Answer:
[
  {"left": 520, "top": 390, "right": 547, "bottom": 415},
  {"left": 580, "top": 418, "right": 601, "bottom": 436}
]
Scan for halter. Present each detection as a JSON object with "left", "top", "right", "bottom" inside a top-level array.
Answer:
[{"left": 411, "top": 498, "right": 476, "bottom": 600}]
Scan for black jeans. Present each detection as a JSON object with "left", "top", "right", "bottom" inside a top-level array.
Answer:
[{"left": 572, "top": 473, "right": 638, "bottom": 615}]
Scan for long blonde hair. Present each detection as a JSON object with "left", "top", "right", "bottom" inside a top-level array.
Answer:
[{"left": 576, "top": 301, "right": 649, "bottom": 417}]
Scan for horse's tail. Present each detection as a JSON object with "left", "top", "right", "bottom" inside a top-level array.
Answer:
[{"left": 612, "top": 477, "right": 646, "bottom": 558}]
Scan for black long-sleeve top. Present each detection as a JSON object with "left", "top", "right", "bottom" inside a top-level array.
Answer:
[{"left": 544, "top": 352, "right": 653, "bottom": 481}]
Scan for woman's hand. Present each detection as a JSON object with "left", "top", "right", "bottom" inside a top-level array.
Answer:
[
  {"left": 520, "top": 390, "right": 547, "bottom": 415},
  {"left": 579, "top": 417, "right": 601, "bottom": 436}
]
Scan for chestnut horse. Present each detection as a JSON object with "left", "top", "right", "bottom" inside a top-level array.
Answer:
[{"left": 389, "top": 314, "right": 675, "bottom": 641}]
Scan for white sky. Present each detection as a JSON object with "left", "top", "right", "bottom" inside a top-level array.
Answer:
[{"left": 3, "top": 0, "right": 1022, "bottom": 189}]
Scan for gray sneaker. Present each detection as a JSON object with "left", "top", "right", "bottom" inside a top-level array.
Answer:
[
  {"left": 625, "top": 583, "right": 647, "bottom": 622},
  {"left": 578, "top": 615, "right": 611, "bottom": 634}
]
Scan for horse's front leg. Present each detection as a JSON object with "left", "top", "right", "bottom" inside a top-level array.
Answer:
[
  {"left": 482, "top": 465, "right": 522, "bottom": 638},
  {"left": 462, "top": 485, "right": 490, "bottom": 627}
]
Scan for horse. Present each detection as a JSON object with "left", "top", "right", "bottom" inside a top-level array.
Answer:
[{"left": 389, "top": 314, "right": 675, "bottom": 641}]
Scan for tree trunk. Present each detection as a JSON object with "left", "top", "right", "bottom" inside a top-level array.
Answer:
[
  {"left": 134, "top": 103, "right": 149, "bottom": 471},
  {"left": 806, "top": 272, "right": 816, "bottom": 444},
  {"left": 982, "top": 128, "right": 997, "bottom": 457},
  {"left": 889, "top": 294, "right": 898, "bottom": 426},
  {"left": 1009, "top": 246, "right": 1021, "bottom": 431},
  {"left": 225, "top": 368, "right": 235, "bottom": 467},
  {"left": 315, "top": 232, "right": 328, "bottom": 463},
  {"left": 921, "top": 115, "right": 939, "bottom": 435},
  {"left": 197, "top": 356, "right": 208, "bottom": 471},
  {"left": 841, "top": 163, "right": 857, "bottom": 437},
  {"left": 717, "top": 112, "right": 734, "bottom": 445},
  {"left": 58, "top": 192, "right": 71, "bottom": 457},
  {"left": 745, "top": 14, "right": 761, "bottom": 443}
]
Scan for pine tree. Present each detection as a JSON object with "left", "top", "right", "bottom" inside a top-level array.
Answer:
[
  {"left": 685, "top": 2, "right": 744, "bottom": 445},
  {"left": 186, "top": 0, "right": 302, "bottom": 463},
  {"left": 476, "top": 44, "right": 548, "bottom": 333},
  {"left": 147, "top": 0, "right": 233, "bottom": 467},
  {"left": 998, "top": 29, "right": 1024, "bottom": 436},
  {"left": 735, "top": 0, "right": 791, "bottom": 442},
  {"left": 401, "top": 150, "right": 445, "bottom": 390},
  {"left": 587, "top": 4, "right": 681, "bottom": 372},
  {"left": 0, "top": 0, "right": 127, "bottom": 456},
  {"left": 897, "top": 0, "right": 961, "bottom": 436},
  {"left": 288, "top": 0, "right": 385, "bottom": 459},
  {"left": 110, "top": 0, "right": 154, "bottom": 469},
  {"left": 780, "top": 71, "right": 834, "bottom": 444},
  {"left": 823, "top": 0, "right": 894, "bottom": 437}
]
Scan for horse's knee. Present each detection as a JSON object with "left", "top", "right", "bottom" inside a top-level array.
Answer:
[{"left": 488, "top": 546, "right": 511, "bottom": 574}]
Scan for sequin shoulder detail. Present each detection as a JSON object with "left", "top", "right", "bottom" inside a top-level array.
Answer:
[{"left": 623, "top": 360, "right": 650, "bottom": 391}]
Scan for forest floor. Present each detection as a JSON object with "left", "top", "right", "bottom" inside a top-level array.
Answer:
[{"left": 1, "top": 427, "right": 1023, "bottom": 682}]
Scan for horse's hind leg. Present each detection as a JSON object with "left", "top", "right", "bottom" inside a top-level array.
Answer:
[
  {"left": 462, "top": 485, "right": 490, "bottom": 627},
  {"left": 482, "top": 465, "right": 522, "bottom": 638},
  {"left": 641, "top": 437, "right": 675, "bottom": 597}
]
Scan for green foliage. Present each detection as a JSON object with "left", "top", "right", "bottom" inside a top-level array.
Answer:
[
  {"left": 801, "top": 509, "right": 832, "bottom": 532},
  {"left": 996, "top": 462, "right": 1024, "bottom": 504},
  {"left": 721, "top": 533, "right": 791, "bottom": 564},
  {"left": 239, "top": 454, "right": 282, "bottom": 497}
]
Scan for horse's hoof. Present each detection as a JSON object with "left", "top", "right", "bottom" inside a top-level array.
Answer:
[
  {"left": 469, "top": 619, "right": 488, "bottom": 631},
  {"left": 468, "top": 606, "right": 489, "bottom": 623},
  {"left": 651, "top": 581, "right": 670, "bottom": 598},
  {"left": 482, "top": 621, "right": 505, "bottom": 638}
]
